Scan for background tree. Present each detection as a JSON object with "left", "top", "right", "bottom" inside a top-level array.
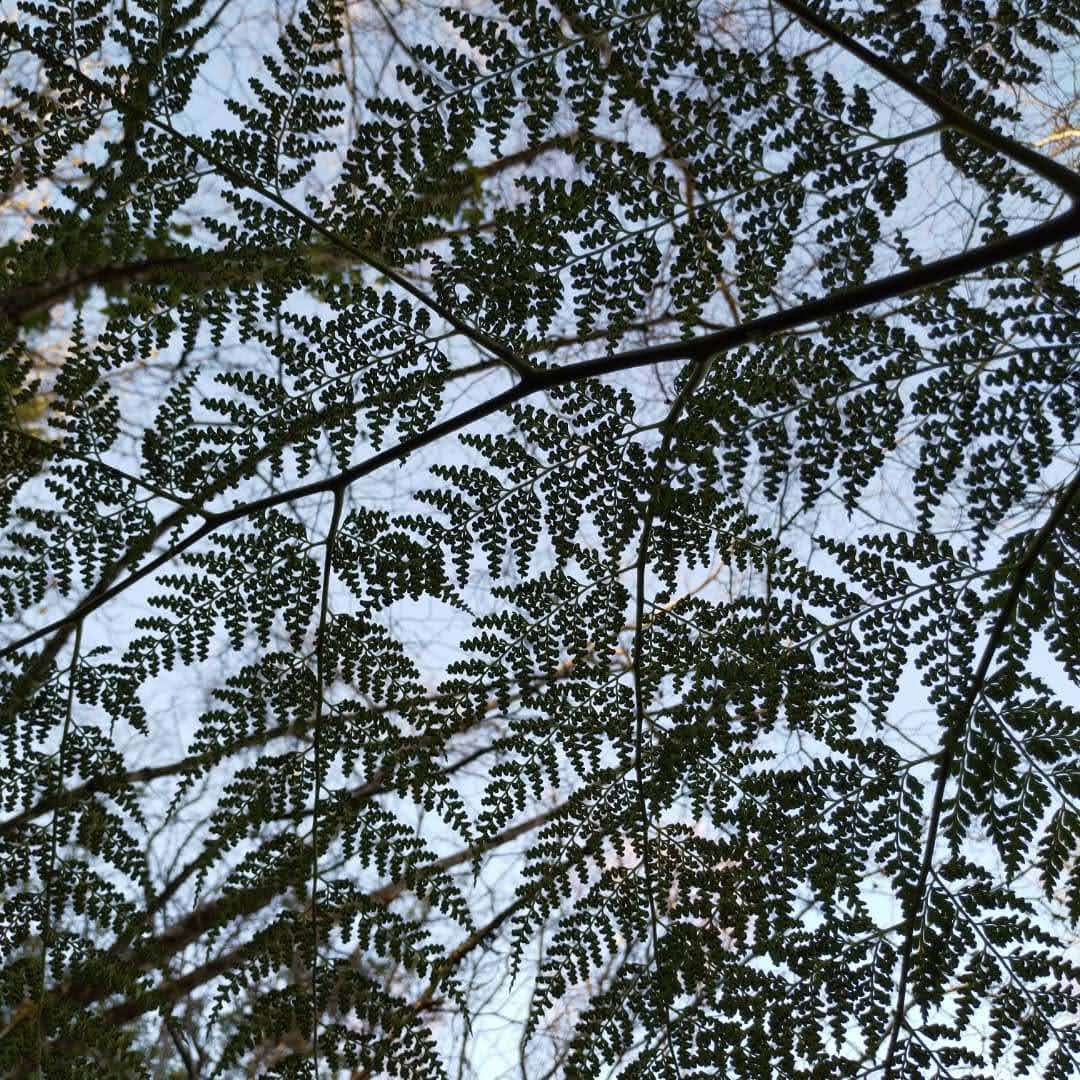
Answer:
[{"left": 1, "top": 0, "right": 1079, "bottom": 1076}]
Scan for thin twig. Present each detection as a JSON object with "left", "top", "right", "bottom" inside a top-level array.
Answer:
[
  {"left": 35, "top": 620, "right": 81, "bottom": 1079},
  {"left": 310, "top": 487, "right": 344, "bottom": 1078},
  {"left": 630, "top": 355, "right": 712, "bottom": 1076},
  {"left": 879, "top": 469, "right": 1080, "bottom": 1075}
]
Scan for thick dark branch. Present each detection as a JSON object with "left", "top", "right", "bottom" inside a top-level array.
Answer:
[
  {"left": 5, "top": 2, "right": 1078, "bottom": 736},
  {"left": 7, "top": 184, "right": 1077, "bottom": 664},
  {"left": 774, "top": 0, "right": 1080, "bottom": 199},
  {"left": 6, "top": 6, "right": 1077, "bottom": 663}
]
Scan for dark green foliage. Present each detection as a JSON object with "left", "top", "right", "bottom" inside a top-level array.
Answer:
[{"left": 1, "top": 0, "right": 1078, "bottom": 1076}]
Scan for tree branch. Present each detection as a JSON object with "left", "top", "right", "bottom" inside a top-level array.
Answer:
[
  {"left": 5, "top": 1, "right": 1079, "bottom": 668},
  {"left": 879, "top": 468, "right": 1080, "bottom": 1076},
  {"left": 30, "top": 805, "right": 561, "bottom": 1035}
]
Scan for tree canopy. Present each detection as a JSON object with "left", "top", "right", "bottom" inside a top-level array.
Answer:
[{"left": 1, "top": 0, "right": 1079, "bottom": 1076}]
